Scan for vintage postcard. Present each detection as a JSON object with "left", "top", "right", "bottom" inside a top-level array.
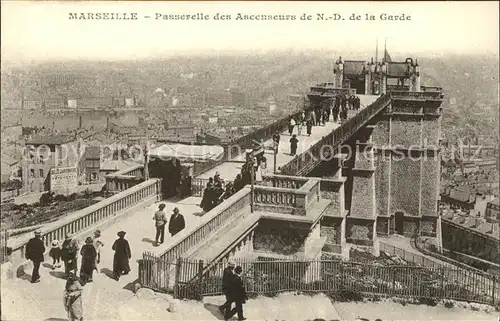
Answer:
[{"left": 1, "top": 1, "right": 499, "bottom": 321}]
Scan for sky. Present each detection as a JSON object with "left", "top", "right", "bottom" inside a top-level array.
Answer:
[{"left": 1, "top": 1, "right": 499, "bottom": 62}]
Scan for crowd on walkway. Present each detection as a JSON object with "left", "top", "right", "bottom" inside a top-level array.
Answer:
[
  {"left": 199, "top": 171, "right": 246, "bottom": 213},
  {"left": 25, "top": 228, "right": 133, "bottom": 320},
  {"left": 198, "top": 93, "right": 362, "bottom": 212}
]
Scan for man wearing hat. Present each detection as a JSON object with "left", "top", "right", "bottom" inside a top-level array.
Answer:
[
  {"left": 25, "top": 230, "right": 45, "bottom": 283},
  {"left": 153, "top": 203, "right": 168, "bottom": 245},
  {"left": 168, "top": 207, "right": 185, "bottom": 237},
  {"left": 61, "top": 232, "right": 79, "bottom": 278},
  {"left": 219, "top": 261, "right": 235, "bottom": 316},
  {"left": 112, "top": 231, "right": 131, "bottom": 281}
]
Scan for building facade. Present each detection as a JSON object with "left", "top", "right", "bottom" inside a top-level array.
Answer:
[{"left": 22, "top": 135, "right": 85, "bottom": 193}]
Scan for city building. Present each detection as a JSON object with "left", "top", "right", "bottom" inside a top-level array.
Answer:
[
  {"left": 485, "top": 198, "right": 500, "bottom": 223},
  {"left": 22, "top": 134, "right": 86, "bottom": 193}
]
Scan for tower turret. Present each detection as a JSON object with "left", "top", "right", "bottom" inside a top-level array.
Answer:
[
  {"left": 380, "top": 60, "right": 388, "bottom": 94},
  {"left": 410, "top": 58, "right": 421, "bottom": 92},
  {"left": 333, "top": 56, "right": 344, "bottom": 88},
  {"left": 365, "top": 59, "right": 373, "bottom": 95}
]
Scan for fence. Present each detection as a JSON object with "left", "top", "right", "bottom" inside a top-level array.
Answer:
[
  {"left": 172, "top": 257, "right": 498, "bottom": 306},
  {"left": 0, "top": 230, "right": 9, "bottom": 264}
]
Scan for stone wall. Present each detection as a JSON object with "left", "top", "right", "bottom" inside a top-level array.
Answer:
[
  {"left": 420, "top": 217, "right": 437, "bottom": 237},
  {"left": 390, "top": 155, "right": 421, "bottom": 216},
  {"left": 422, "top": 118, "right": 440, "bottom": 147},
  {"left": 320, "top": 217, "right": 342, "bottom": 244},
  {"left": 375, "top": 151, "right": 390, "bottom": 217},
  {"left": 253, "top": 220, "right": 307, "bottom": 256},
  {"left": 346, "top": 219, "right": 374, "bottom": 244},
  {"left": 372, "top": 118, "right": 390, "bottom": 146},
  {"left": 442, "top": 221, "right": 500, "bottom": 264},
  {"left": 391, "top": 117, "right": 422, "bottom": 147},
  {"left": 420, "top": 155, "right": 440, "bottom": 217},
  {"left": 376, "top": 217, "right": 389, "bottom": 235},
  {"left": 403, "top": 217, "right": 419, "bottom": 236}
]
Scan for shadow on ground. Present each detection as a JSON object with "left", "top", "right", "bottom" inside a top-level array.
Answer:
[
  {"left": 100, "top": 268, "right": 115, "bottom": 280},
  {"left": 141, "top": 237, "right": 156, "bottom": 245},
  {"left": 203, "top": 303, "right": 225, "bottom": 320},
  {"left": 43, "top": 318, "right": 68, "bottom": 321},
  {"left": 49, "top": 271, "right": 67, "bottom": 280},
  {"left": 123, "top": 279, "right": 140, "bottom": 293}
]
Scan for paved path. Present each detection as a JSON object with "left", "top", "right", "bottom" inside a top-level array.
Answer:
[
  {"left": 1, "top": 196, "right": 205, "bottom": 321},
  {"left": 2, "top": 95, "right": 382, "bottom": 320},
  {"left": 199, "top": 95, "right": 378, "bottom": 181}
]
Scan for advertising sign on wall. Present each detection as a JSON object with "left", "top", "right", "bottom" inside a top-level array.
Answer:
[{"left": 50, "top": 166, "right": 77, "bottom": 191}]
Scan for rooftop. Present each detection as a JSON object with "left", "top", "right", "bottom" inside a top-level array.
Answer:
[
  {"left": 26, "top": 134, "right": 77, "bottom": 145},
  {"left": 442, "top": 211, "right": 499, "bottom": 239}
]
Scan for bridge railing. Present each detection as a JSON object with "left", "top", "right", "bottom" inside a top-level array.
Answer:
[
  {"left": 223, "top": 110, "right": 304, "bottom": 160},
  {"left": 105, "top": 164, "right": 145, "bottom": 192},
  {"left": 253, "top": 186, "right": 297, "bottom": 208},
  {"left": 149, "top": 187, "right": 253, "bottom": 266},
  {"left": 390, "top": 90, "right": 444, "bottom": 100},
  {"left": 262, "top": 174, "right": 309, "bottom": 189},
  {"left": 280, "top": 93, "right": 392, "bottom": 175},
  {"left": 8, "top": 178, "right": 162, "bottom": 268}
]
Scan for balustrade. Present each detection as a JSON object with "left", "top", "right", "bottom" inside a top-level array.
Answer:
[
  {"left": 253, "top": 186, "right": 297, "bottom": 207},
  {"left": 10, "top": 178, "right": 162, "bottom": 260},
  {"left": 157, "top": 188, "right": 252, "bottom": 264}
]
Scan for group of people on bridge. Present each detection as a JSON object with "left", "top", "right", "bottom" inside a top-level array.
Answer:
[
  {"left": 25, "top": 228, "right": 133, "bottom": 320},
  {"left": 200, "top": 171, "right": 246, "bottom": 212}
]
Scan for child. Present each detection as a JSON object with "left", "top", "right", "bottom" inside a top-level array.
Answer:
[
  {"left": 92, "top": 230, "right": 104, "bottom": 265},
  {"left": 49, "top": 240, "right": 62, "bottom": 269}
]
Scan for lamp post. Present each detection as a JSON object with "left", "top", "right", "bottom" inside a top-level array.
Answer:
[
  {"left": 273, "top": 141, "right": 278, "bottom": 174},
  {"left": 250, "top": 154, "right": 255, "bottom": 213}
]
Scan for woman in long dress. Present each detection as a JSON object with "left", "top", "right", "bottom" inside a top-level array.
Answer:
[
  {"left": 112, "top": 231, "right": 131, "bottom": 281},
  {"left": 80, "top": 237, "right": 97, "bottom": 284},
  {"left": 64, "top": 273, "right": 83, "bottom": 321}
]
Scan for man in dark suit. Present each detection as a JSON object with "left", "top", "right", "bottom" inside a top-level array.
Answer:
[
  {"left": 168, "top": 207, "right": 185, "bottom": 237},
  {"left": 219, "top": 262, "right": 235, "bottom": 316},
  {"left": 25, "top": 230, "right": 45, "bottom": 283},
  {"left": 225, "top": 265, "right": 247, "bottom": 321}
]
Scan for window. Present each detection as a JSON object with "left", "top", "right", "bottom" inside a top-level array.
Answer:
[
  {"left": 30, "top": 169, "right": 35, "bottom": 177},
  {"left": 39, "top": 169, "right": 44, "bottom": 177}
]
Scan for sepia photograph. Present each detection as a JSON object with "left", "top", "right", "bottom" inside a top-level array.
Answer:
[{"left": 0, "top": 1, "right": 499, "bottom": 320}]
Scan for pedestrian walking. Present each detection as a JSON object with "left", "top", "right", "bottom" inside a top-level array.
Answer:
[
  {"left": 306, "top": 119, "right": 313, "bottom": 136},
  {"left": 288, "top": 118, "right": 296, "bottom": 136},
  {"left": 49, "top": 240, "right": 62, "bottom": 270},
  {"left": 290, "top": 134, "right": 299, "bottom": 156},
  {"left": 61, "top": 233, "right": 79, "bottom": 278},
  {"left": 272, "top": 132, "right": 280, "bottom": 152},
  {"left": 64, "top": 273, "right": 83, "bottom": 321},
  {"left": 153, "top": 203, "right": 168, "bottom": 245},
  {"left": 225, "top": 265, "right": 247, "bottom": 321},
  {"left": 80, "top": 237, "right": 97, "bottom": 284},
  {"left": 219, "top": 262, "right": 235, "bottom": 316},
  {"left": 297, "top": 120, "right": 303, "bottom": 136},
  {"left": 168, "top": 207, "right": 186, "bottom": 237},
  {"left": 112, "top": 231, "right": 131, "bottom": 281},
  {"left": 200, "top": 182, "right": 215, "bottom": 212},
  {"left": 92, "top": 230, "right": 104, "bottom": 265},
  {"left": 25, "top": 230, "right": 45, "bottom": 283}
]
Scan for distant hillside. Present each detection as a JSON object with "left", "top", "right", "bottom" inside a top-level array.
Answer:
[{"left": 1, "top": 52, "right": 498, "bottom": 142}]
